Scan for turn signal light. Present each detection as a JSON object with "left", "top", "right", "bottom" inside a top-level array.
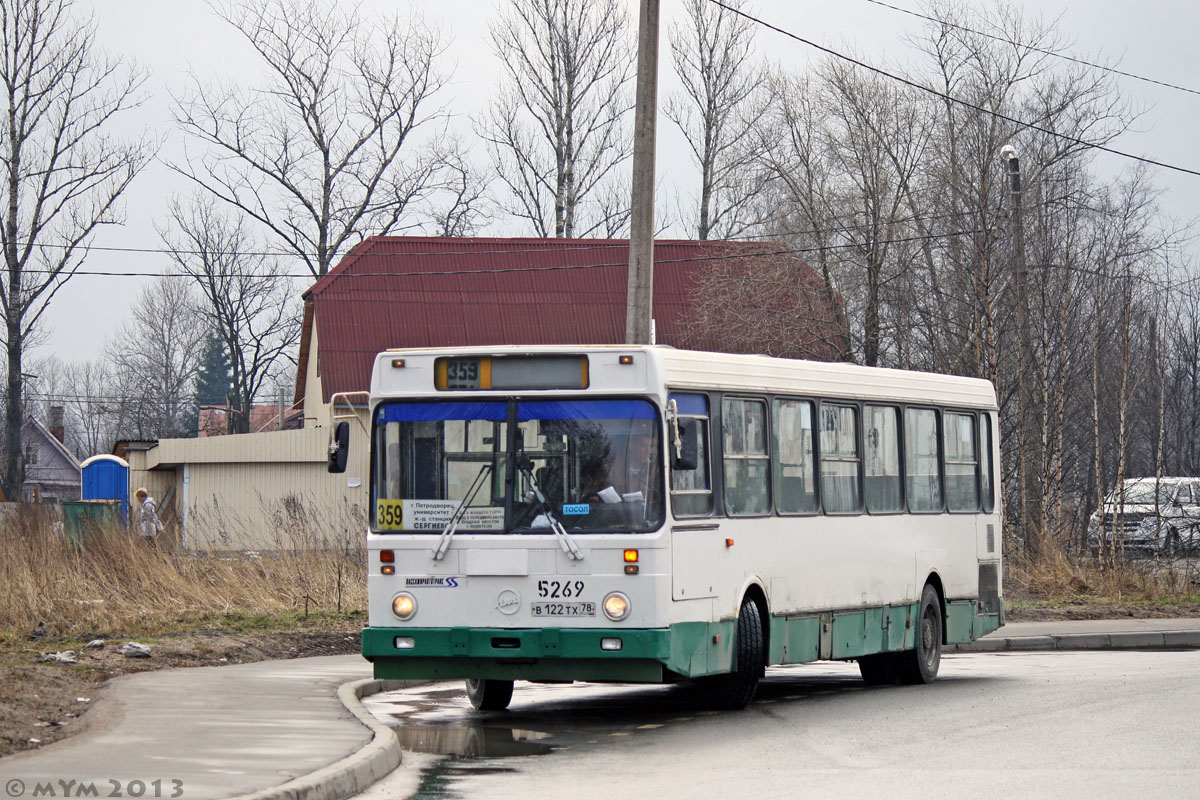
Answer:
[
  {"left": 381, "top": 565, "right": 395, "bottom": 575},
  {"left": 619, "top": 355, "right": 634, "bottom": 365},
  {"left": 392, "top": 359, "right": 406, "bottom": 368},
  {"left": 623, "top": 549, "right": 638, "bottom": 562}
]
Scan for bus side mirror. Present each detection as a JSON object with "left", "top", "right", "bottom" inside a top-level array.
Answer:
[
  {"left": 328, "top": 421, "right": 350, "bottom": 474},
  {"left": 672, "top": 419, "right": 698, "bottom": 471}
]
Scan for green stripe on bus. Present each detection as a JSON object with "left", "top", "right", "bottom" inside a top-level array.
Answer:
[{"left": 362, "top": 601, "right": 1002, "bottom": 682}]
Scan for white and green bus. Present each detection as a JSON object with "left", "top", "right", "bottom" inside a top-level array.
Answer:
[{"left": 334, "top": 345, "right": 1003, "bottom": 710}]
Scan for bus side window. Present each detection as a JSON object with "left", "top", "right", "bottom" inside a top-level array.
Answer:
[
  {"left": 723, "top": 397, "right": 770, "bottom": 516},
  {"left": 773, "top": 398, "right": 817, "bottom": 514},
  {"left": 906, "top": 408, "right": 942, "bottom": 512},
  {"left": 865, "top": 405, "right": 902, "bottom": 513},
  {"left": 944, "top": 412, "right": 979, "bottom": 511},
  {"left": 820, "top": 403, "right": 861, "bottom": 513},
  {"left": 669, "top": 393, "right": 713, "bottom": 516}
]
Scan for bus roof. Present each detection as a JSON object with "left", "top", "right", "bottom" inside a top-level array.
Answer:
[{"left": 373, "top": 345, "right": 998, "bottom": 410}]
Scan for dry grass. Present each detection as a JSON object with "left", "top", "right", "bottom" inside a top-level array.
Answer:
[
  {"left": 0, "top": 505, "right": 367, "bottom": 636},
  {"left": 1006, "top": 535, "right": 1200, "bottom": 605},
  {"left": 7, "top": 501, "right": 1199, "bottom": 637}
]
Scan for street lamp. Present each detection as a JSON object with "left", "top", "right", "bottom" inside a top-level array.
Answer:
[{"left": 1000, "top": 145, "right": 1023, "bottom": 282}]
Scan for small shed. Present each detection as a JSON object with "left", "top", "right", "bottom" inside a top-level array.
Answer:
[{"left": 81, "top": 455, "right": 130, "bottom": 523}]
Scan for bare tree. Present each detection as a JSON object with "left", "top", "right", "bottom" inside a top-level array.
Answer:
[
  {"left": 27, "top": 355, "right": 122, "bottom": 457},
  {"left": 104, "top": 278, "right": 207, "bottom": 439},
  {"left": 814, "top": 58, "right": 931, "bottom": 367},
  {"left": 163, "top": 197, "right": 300, "bottom": 434},
  {"left": 684, "top": 246, "right": 849, "bottom": 361},
  {"left": 665, "top": 0, "right": 770, "bottom": 240},
  {"left": 424, "top": 139, "right": 492, "bottom": 237},
  {"left": 479, "top": 0, "right": 634, "bottom": 237},
  {"left": 173, "top": 0, "right": 462, "bottom": 278},
  {"left": 0, "top": 0, "right": 150, "bottom": 499}
]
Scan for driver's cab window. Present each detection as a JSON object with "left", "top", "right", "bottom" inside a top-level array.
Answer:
[{"left": 668, "top": 393, "right": 713, "bottom": 516}]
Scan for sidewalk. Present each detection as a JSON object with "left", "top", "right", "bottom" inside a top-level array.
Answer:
[
  {"left": 2, "top": 619, "right": 1199, "bottom": 800},
  {"left": 951, "top": 617, "right": 1200, "bottom": 652},
  {"left": 0, "top": 655, "right": 402, "bottom": 800}
]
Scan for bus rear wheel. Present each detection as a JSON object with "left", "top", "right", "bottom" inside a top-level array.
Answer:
[
  {"left": 703, "top": 597, "right": 765, "bottom": 710},
  {"left": 893, "top": 584, "right": 942, "bottom": 685},
  {"left": 465, "top": 678, "right": 514, "bottom": 711}
]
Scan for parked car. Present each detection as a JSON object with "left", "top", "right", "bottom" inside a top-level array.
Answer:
[{"left": 1088, "top": 477, "right": 1200, "bottom": 556}]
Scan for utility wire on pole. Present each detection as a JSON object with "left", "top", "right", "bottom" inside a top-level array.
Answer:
[{"left": 626, "top": 0, "right": 660, "bottom": 344}]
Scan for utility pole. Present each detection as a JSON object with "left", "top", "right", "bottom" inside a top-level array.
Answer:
[
  {"left": 625, "top": 0, "right": 660, "bottom": 344},
  {"left": 1002, "top": 144, "right": 1033, "bottom": 556}
]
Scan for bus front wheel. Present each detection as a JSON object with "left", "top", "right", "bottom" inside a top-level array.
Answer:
[
  {"left": 893, "top": 584, "right": 942, "bottom": 685},
  {"left": 465, "top": 678, "right": 514, "bottom": 711},
  {"left": 703, "top": 597, "right": 765, "bottom": 710}
]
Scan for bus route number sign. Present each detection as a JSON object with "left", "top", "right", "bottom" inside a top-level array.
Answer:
[{"left": 445, "top": 358, "right": 482, "bottom": 389}]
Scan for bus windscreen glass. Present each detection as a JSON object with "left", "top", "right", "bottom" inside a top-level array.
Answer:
[{"left": 372, "top": 399, "right": 663, "bottom": 533}]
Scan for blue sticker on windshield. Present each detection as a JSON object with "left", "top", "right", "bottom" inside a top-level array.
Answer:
[{"left": 562, "top": 503, "right": 590, "bottom": 515}]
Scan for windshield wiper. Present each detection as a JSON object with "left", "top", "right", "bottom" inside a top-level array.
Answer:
[
  {"left": 518, "top": 460, "right": 584, "bottom": 561},
  {"left": 432, "top": 462, "right": 493, "bottom": 561}
]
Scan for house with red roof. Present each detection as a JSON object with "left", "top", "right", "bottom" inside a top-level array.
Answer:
[
  {"left": 129, "top": 236, "right": 844, "bottom": 550},
  {"left": 294, "top": 236, "right": 846, "bottom": 423}
]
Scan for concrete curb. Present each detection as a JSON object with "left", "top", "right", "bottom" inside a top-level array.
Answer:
[
  {"left": 225, "top": 678, "right": 409, "bottom": 800},
  {"left": 949, "top": 629, "right": 1200, "bottom": 653}
]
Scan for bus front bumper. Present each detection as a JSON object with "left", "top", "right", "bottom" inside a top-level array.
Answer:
[{"left": 362, "top": 623, "right": 732, "bottom": 683}]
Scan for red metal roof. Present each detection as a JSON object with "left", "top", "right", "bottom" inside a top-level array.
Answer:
[{"left": 302, "top": 237, "right": 843, "bottom": 402}]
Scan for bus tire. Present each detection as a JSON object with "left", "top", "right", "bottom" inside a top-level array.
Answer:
[
  {"left": 465, "top": 678, "right": 514, "bottom": 711},
  {"left": 894, "top": 584, "right": 942, "bottom": 685},
  {"left": 703, "top": 597, "right": 765, "bottom": 710},
  {"left": 857, "top": 653, "right": 898, "bottom": 685}
]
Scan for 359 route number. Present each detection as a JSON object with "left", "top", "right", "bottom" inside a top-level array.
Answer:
[{"left": 537, "top": 579, "right": 585, "bottom": 599}]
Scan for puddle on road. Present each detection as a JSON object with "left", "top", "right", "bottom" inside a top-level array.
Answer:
[
  {"left": 393, "top": 723, "right": 554, "bottom": 757},
  {"left": 409, "top": 759, "right": 519, "bottom": 800},
  {"left": 367, "top": 664, "right": 883, "bottom": 798}
]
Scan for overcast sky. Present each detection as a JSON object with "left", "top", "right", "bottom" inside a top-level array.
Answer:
[{"left": 38, "top": 0, "right": 1200, "bottom": 368}]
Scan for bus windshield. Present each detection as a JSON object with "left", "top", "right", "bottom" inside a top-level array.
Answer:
[{"left": 372, "top": 398, "right": 663, "bottom": 533}]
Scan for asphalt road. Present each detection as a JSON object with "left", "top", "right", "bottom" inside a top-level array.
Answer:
[{"left": 359, "top": 650, "right": 1200, "bottom": 800}]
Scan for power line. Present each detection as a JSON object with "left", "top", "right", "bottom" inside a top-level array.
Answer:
[
  {"left": 0, "top": 210, "right": 979, "bottom": 262},
  {"left": 864, "top": 0, "right": 1200, "bottom": 98},
  {"left": 705, "top": 0, "right": 1200, "bottom": 179},
  {"left": 863, "top": 0, "right": 1200, "bottom": 98},
  {"left": 10, "top": 228, "right": 992, "bottom": 280}
]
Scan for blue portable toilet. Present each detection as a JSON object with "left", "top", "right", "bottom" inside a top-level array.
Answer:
[{"left": 81, "top": 455, "right": 130, "bottom": 525}]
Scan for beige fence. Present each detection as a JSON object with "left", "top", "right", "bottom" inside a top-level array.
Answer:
[{"left": 127, "top": 420, "right": 371, "bottom": 551}]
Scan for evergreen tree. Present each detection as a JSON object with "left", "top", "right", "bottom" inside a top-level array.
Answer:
[{"left": 188, "top": 334, "right": 233, "bottom": 436}]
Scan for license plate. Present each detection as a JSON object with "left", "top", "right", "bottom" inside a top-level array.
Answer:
[{"left": 531, "top": 601, "right": 595, "bottom": 617}]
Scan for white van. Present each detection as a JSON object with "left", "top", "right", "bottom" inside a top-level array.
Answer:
[{"left": 1088, "top": 477, "right": 1200, "bottom": 555}]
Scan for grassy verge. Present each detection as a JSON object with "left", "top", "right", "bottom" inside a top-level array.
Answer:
[
  {"left": 1005, "top": 538, "right": 1200, "bottom": 608},
  {"left": 0, "top": 509, "right": 366, "bottom": 638}
]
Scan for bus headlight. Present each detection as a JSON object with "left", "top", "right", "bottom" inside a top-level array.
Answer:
[
  {"left": 603, "top": 592, "right": 630, "bottom": 621},
  {"left": 392, "top": 592, "right": 417, "bottom": 620}
]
